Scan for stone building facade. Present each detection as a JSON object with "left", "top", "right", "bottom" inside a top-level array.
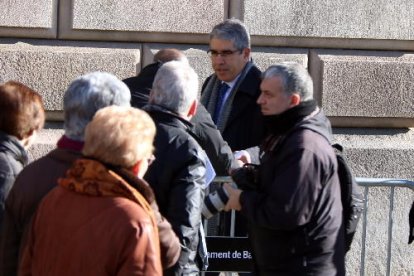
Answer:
[{"left": 1, "top": 0, "right": 413, "bottom": 274}]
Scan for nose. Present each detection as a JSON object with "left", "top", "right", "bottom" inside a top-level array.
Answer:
[
  {"left": 213, "top": 55, "right": 225, "bottom": 64},
  {"left": 257, "top": 93, "right": 264, "bottom": 105}
]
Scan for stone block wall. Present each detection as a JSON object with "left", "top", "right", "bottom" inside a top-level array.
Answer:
[{"left": 1, "top": 0, "right": 414, "bottom": 274}]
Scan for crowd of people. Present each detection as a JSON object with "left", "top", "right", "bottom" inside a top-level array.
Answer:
[{"left": 0, "top": 18, "right": 346, "bottom": 275}]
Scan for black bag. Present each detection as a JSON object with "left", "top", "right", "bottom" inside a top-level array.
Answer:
[{"left": 332, "top": 143, "right": 365, "bottom": 252}]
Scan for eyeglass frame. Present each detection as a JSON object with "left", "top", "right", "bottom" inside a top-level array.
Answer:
[{"left": 206, "top": 49, "right": 243, "bottom": 58}]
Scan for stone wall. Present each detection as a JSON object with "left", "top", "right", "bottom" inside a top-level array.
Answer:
[{"left": 1, "top": 0, "right": 414, "bottom": 274}]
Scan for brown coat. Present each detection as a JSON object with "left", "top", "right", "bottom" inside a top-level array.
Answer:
[
  {"left": 1, "top": 140, "right": 180, "bottom": 276},
  {"left": 19, "top": 159, "right": 165, "bottom": 276},
  {"left": 19, "top": 186, "right": 162, "bottom": 276}
]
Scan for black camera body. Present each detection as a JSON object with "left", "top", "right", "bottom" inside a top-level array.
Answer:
[{"left": 202, "top": 163, "right": 260, "bottom": 219}]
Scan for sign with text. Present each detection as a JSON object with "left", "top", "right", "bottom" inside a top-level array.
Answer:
[{"left": 206, "top": 236, "right": 253, "bottom": 272}]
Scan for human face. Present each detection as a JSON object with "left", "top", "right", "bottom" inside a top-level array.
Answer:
[
  {"left": 257, "top": 76, "right": 295, "bottom": 116},
  {"left": 208, "top": 38, "right": 250, "bottom": 82}
]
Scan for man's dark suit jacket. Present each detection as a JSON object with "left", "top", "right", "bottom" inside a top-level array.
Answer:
[{"left": 201, "top": 64, "right": 264, "bottom": 152}]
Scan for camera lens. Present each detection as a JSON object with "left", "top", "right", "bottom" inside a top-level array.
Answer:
[{"left": 202, "top": 186, "right": 229, "bottom": 219}]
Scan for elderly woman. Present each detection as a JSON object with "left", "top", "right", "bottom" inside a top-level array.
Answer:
[
  {"left": 0, "top": 81, "right": 45, "bottom": 228},
  {"left": 19, "top": 106, "right": 170, "bottom": 275}
]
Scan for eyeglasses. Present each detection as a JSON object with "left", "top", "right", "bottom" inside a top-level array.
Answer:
[
  {"left": 206, "top": 49, "right": 242, "bottom": 58},
  {"left": 147, "top": 155, "right": 156, "bottom": 166}
]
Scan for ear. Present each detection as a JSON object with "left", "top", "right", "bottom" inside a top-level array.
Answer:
[
  {"left": 242, "top": 48, "right": 251, "bottom": 61},
  {"left": 148, "top": 89, "right": 154, "bottom": 103},
  {"left": 289, "top": 93, "right": 301, "bottom": 107},
  {"left": 131, "top": 160, "right": 147, "bottom": 178},
  {"left": 187, "top": 99, "right": 198, "bottom": 118},
  {"left": 24, "top": 129, "right": 35, "bottom": 138}
]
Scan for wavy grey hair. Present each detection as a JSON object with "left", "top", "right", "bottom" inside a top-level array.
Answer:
[
  {"left": 262, "top": 62, "right": 314, "bottom": 102},
  {"left": 209, "top": 18, "right": 251, "bottom": 50},
  {"left": 149, "top": 61, "right": 198, "bottom": 116},
  {"left": 63, "top": 71, "right": 131, "bottom": 141}
]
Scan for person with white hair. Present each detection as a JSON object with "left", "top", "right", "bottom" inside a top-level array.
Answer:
[{"left": 143, "top": 61, "right": 208, "bottom": 275}]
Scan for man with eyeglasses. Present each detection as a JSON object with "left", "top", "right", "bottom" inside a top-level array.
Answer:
[
  {"left": 201, "top": 18, "right": 264, "bottom": 154},
  {"left": 201, "top": 19, "right": 264, "bottom": 244}
]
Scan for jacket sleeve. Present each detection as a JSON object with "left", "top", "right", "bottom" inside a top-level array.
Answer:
[
  {"left": 0, "top": 173, "right": 13, "bottom": 230},
  {"left": 150, "top": 201, "right": 181, "bottom": 269},
  {"left": 117, "top": 221, "right": 162, "bottom": 276},
  {"left": 190, "top": 104, "right": 236, "bottom": 176},
  {"left": 0, "top": 187, "right": 24, "bottom": 276},
  {"left": 166, "top": 144, "right": 206, "bottom": 274},
  {"left": 240, "top": 148, "right": 324, "bottom": 230}
]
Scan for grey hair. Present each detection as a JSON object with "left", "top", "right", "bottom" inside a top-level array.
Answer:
[
  {"left": 63, "top": 71, "right": 131, "bottom": 141},
  {"left": 149, "top": 61, "right": 198, "bottom": 116},
  {"left": 209, "top": 18, "right": 250, "bottom": 50},
  {"left": 262, "top": 63, "right": 314, "bottom": 102}
]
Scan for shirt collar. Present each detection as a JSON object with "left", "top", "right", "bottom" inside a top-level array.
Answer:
[{"left": 222, "top": 73, "right": 241, "bottom": 90}]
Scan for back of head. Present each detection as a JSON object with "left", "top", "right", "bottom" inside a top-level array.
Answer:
[
  {"left": 0, "top": 81, "right": 45, "bottom": 140},
  {"left": 262, "top": 62, "right": 314, "bottom": 102},
  {"left": 64, "top": 72, "right": 131, "bottom": 141},
  {"left": 153, "top": 48, "right": 189, "bottom": 65},
  {"left": 124, "top": 48, "right": 189, "bottom": 109},
  {"left": 210, "top": 18, "right": 251, "bottom": 50},
  {"left": 82, "top": 105, "right": 155, "bottom": 168},
  {"left": 150, "top": 60, "right": 198, "bottom": 116}
]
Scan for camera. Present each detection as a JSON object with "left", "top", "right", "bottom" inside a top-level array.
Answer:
[
  {"left": 201, "top": 163, "right": 260, "bottom": 219},
  {"left": 202, "top": 184, "right": 230, "bottom": 219}
]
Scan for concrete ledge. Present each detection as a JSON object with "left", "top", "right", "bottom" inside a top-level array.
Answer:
[
  {"left": 310, "top": 49, "right": 414, "bottom": 127},
  {"left": 251, "top": 37, "right": 414, "bottom": 51},
  {"left": 0, "top": 27, "right": 56, "bottom": 39},
  {"left": 0, "top": 39, "right": 141, "bottom": 113},
  {"left": 329, "top": 117, "right": 414, "bottom": 128}
]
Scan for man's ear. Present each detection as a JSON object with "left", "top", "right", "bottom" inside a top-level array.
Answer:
[
  {"left": 242, "top": 48, "right": 251, "bottom": 61},
  {"left": 289, "top": 93, "right": 301, "bottom": 107},
  {"left": 187, "top": 99, "right": 198, "bottom": 118}
]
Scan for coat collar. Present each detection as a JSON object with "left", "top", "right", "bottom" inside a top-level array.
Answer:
[
  {"left": 0, "top": 131, "right": 28, "bottom": 166},
  {"left": 143, "top": 104, "right": 194, "bottom": 129}
]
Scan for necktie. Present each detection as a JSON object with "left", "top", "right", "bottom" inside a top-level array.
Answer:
[{"left": 213, "top": 82, "right": 229, "bottom": 124}]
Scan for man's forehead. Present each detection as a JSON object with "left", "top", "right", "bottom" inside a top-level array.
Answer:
[{"left": 209, "top": 38, "right": 236, "bottom": 49}]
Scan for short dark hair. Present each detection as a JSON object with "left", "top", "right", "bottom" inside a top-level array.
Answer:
[{"left": 0, "top": 81, "right": 45, "bottom": 139}]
